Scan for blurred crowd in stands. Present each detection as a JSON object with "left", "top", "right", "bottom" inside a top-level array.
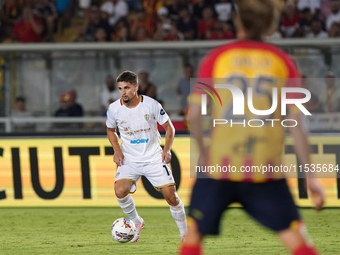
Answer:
[
  {"left": 2, "top": 0, "right": 340, "bottom": 43},
  {"left": 5, "top": 0, "right": 340, "bottom": 132}
]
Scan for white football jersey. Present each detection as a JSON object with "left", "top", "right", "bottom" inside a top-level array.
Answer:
[{"left": 106, "top": 95, "right": 169, "bottom": 163}]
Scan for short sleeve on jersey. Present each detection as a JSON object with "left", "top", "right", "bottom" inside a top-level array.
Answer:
[
  {"left": 106, "top": 108, "right": 117, "bottom": 128},
  {"left": 153, "top": 101, "right": 169, "bottom": 125}
]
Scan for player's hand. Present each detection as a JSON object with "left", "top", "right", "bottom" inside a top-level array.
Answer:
[
  {"left": 113, "top": 150, "right": 124, "bottom": 167},
  {"left": 307, "top": 178, "right": 325, "bottom": 210},
  {"left": 162, "top": 150, "right": 171, "bottom": 164}
]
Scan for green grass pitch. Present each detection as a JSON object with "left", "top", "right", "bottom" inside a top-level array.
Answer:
[{"left": 0, "top": 207, "right": 339, "bottom": 254}]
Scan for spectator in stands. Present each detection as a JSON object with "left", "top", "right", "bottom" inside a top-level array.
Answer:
[
  {"left": 100, "top": 75, "right": 120, "bottom": 113},
  {"left": 115, "top": 25, "right": 130, "bottom": 41},
  {"left": 55, "top": 0, "right": 74, "bottom": 35},
  {"left": 207, "top": 20, "right": 235, "bottom": 40},
  {"left": 280, "top": 1, "right": 301, "bottom": 37},
  {"left": 320, "top": 71, "right": 340, "bottom": 112},
  {"left": 177, "top": 64, "right": 193, "bottom": 116},
  {"left": 326, "top": 0, "right": 340, "bottom": 32},
  {"left": 306, "top": 18, "right": 329, "bottom": 37},
  {"left": 11, "top": 96, "right": 35, "bottom": 132},
  {"left": 68, "top": 89, "right": 83, "bottom": 116},
  {"left": 154, "top": 21, "right": 183, "bottom": 41},
  {"left": 1, "top": 0, "right": 22, "bottom": 40},
  {"left": 73, "top": 22, "right": 94, "bottom": 42},
  {"left": 78, "top": 0, "right": 91, "bottom": 21},
  {"left": 95, "top": 27, "right": 108, "bottom": 41},
  {"left": 297, "top": 0, "right": 321, "bottom": 17},
  {"left": 153, "top": 7, "right": 178, "bottom": 41},
  {"left": 298, "top": 8, "right": 314, "bottom": 36},
  {"left": 320, "top": 0, "right": 332, "bottom": 20},
  {"left": 213, "top": 0, "right": 235, "bottom": 22},
  {"left": 55, "top": 93, "right": 72, "bottom": 117},
  {"left": 193, "top": 0, "right": 214, "bottom": 21},
  {"left": 165, "top": 0, "right": 182, "bottom": 22},
  {"left": 329, "top": 22, "right": 340, "bottom": 36},
  {"left": 130, "top": 6, "right": 155, "bottom": 41},
  {"left": 113, "top": 18, "right": 131, "bottom": 41},
  {"left": 84, "top": 5, "right": 112, "bottom": 41},
  {"left": 138, "top": 70, "right": 157, "bottom": 99},
  {"left": 100, "top": 0, "right": 129, "bottom": 27},
  {"left": 33, "top": 0, "right": 58, "bottom": 42},
  {"left": 54, "top": 93, "right": 83, "bottom": 130},
  {"left": 177, "top": 6, "right": 197, "bottom": 40},
  {"left": 139, "top": 0, "right": 164, "bottom": 24},
  {"left": 11, "top": 6, "right": 44, "bottom": 42},
  {"left": 156, "top": 6, "right": 170, "bottom": 25},
  {"left": 135, "top": 26, "right": 152, "bottom": 41},
  {"left": 166, "top": 23, "right": 184, "bottom": 41},
  {"left": 197, "top": 7, "right": 216, "bottom": 40}
]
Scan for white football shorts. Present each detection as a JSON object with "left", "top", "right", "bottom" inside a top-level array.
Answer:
[{"left": 114, "top": 159, "right": 175, "bottom": 193}]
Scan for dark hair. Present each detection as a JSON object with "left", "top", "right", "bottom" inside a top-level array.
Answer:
[
  {"left": 16, "top": 96, "right": 25, "bottom": 103},
  {"left": 116, "top": 71, "right": 138, "bottom": 85},
  {"left": 179, "top": 6, "right": 188, "bottom": 13},
  {"left": 302, "top": 7, "right": 311, "bottom": 14},
  {"left": 311, "top": 18, "right": 322, "bottom": 24}
]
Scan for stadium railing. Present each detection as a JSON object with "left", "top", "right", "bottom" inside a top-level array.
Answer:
[
  {"left": 0, "top": 38, "right": 339, "bottom": 134},
  {"left": 0, "top": 114, "right": 339, "bottom": 133}
]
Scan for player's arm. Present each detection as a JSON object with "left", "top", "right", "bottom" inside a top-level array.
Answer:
[
  {"left": 161, "top": 119, "right": 175, "bottom": 164},
  {"left": 287, "top": 112, "right": 325, "bottom": 210},
  {"left": 107, "top": 127, "right": 124, "bottom": 166},
  {"left": 190, "top": 102, "right": 205, "bottom": 155}
]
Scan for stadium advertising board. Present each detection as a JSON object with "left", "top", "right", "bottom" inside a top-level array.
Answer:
[{"left": 0, "top": 136, "right": 339, "bottom": 207}]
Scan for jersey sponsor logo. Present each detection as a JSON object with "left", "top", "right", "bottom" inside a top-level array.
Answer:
[
  {"left": 134, "top": 128, "right": 150, "bottom": 134},
  {"left": 122, "top": 127, "right": 151, "bottom": 136},
  {"left": 160, "top": 109, "right": 165, "bottom": 115},
  {"left": 130, "top": 139, "right": 149, "bottom": 144}
]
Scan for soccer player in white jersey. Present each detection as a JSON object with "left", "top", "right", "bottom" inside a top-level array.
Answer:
[{"left": 106, "top": 70, "right": 187, "bottom": 243}]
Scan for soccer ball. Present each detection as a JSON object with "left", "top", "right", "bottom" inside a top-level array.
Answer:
[{"left": 111, "top": 217, "right": 136, "bottom": 243}]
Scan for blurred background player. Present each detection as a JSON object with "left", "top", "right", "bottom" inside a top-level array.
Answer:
[
  {"left": 319, "top": 71, "right": 340, "bottom": 112},
  {"left": 177, "top": 64, "right": 194, "bottom": 116},
  {"left": 106, "top": 71, "right": 187, "bottom": 243},
  {"left": 180, "top": 0, "right": 325, "bottom": 255},
  {"left": 137, "top": 70, "right": 157, "bottom": 99},
  {"left": 100, "top": 75, "right": 121, "bottom": 114},
  {"left": 68, "top": 89, "right": 83, "bottom": 117},
  {"left": 11, "top": 96, "right": 35, "bottom": 132}
]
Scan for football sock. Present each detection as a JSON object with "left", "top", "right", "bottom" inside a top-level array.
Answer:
[
  {"left": 179, "top": 244, "right": 202, "bottom": 255},
  {"left": 170, "top": 199, "right": 187, "bottom": 238},
  {"left": 294, "top": 245, "right": 319, "bottom": 255},
  {"left": 116, "top": 194, "right": 142, "bottom": 225}
]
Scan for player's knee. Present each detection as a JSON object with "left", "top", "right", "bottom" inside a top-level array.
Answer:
[
  {"left": 114, "top": 185, "right": 129, "bottom": 199},
  {"left": 165, "top": 194, "right": 178, "bottom": 207}
]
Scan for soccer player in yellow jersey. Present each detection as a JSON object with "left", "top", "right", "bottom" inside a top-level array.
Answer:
[{"left": 180, "top": 0, "right": 325, "bottom": 254}]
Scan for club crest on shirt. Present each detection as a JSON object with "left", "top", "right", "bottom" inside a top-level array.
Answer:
[
  {"left": 144, "top": 114, "right": 150, "bottom": 121},
  {"left": 120, "top": 120, "right": 127, "bottom": 125}
]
